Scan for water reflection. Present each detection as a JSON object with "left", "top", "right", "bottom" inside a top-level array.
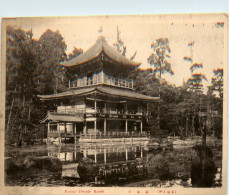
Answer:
[
  {"left": 191, "top": 145, "right": 217, "bottom": 187},
  {"left": 48, "top": 144, "right": 148, "bottom": 185},
  {"left": 5, "top": 142, "right": 222, "bottom": 187},
  {"left": 46, "top": 143, "right": 221, "bottom": 187}
]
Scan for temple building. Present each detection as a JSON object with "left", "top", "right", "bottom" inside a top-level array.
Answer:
[{"left": 38, "top": 36, "right": 159, "bottom": 143}]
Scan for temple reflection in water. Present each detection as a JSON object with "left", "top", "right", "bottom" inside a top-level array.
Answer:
[
  {"left": 48, "top": 144, "right": 148, "bottom": 185},
  {"left": 47, "top": 143, "right": 222, "bottom": 187}
]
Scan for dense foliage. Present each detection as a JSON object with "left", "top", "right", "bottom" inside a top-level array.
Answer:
[
  {"left": 130, "top": 69, "right": 223, "bottom": 138},
  {"left": 5, "top": 26, "right": 82, "bottom": 146}
]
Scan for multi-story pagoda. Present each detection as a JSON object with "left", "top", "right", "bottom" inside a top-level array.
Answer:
[{"left": 38, "top": 36, "right": 159, "bottom": 143}]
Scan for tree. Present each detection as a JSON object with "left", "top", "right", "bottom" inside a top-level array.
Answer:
[
  {"left": 113, "top": 26, "right": 126, "bottom": 56},
  {"left": 148, "top": 38, "right": 174, "bottom": 78},
  {"left": 128, "top": 69, "right": 160, "bottom": 134},
  {"left": 206, "top": 68, "right": 223, "bottom": 137},
  {"left": 148, "top": 38, "right": 174, "bottom": 130},
  {"left": 113, "top": 26, "right": 137, "bottom": 60},
  {"left": 211, "top": 68, "right": 223, "bottom": 98},
  {"left": 186, "top": 63, "right": 207, "bottom": 90},
  {"left": 35, "top": 29, "right": 67, "bottom": 94},
  {"left": 5, "top": 27, "right": 71, "bottom": 146},
  {"left": 184, "top": 42, "right": 207, "bottom": 90},
  {"left": 68, "top": 47, "right": 83, "bottom": 60},
  {"left": 6, "top": 26, "right": 41, "bottom": 145},
  {"left": 184, "top": 41, "right": 208, "bottom": 140}
]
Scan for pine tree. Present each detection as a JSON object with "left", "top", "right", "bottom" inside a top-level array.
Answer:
[
  {"left": 211, "top": 68, "right": 223, "bottom": 98},
  {"left": 68, "top": 47, "right": 83, "bottom": 60},
  {"left": 184, "top": 41, "right": 208, "bottom": 141},
  {"left": 113, "top": 26, "right": 137, "bottom": 60},
  {"left": 148, "top": 38, "right": 174, "bottom": 130}
]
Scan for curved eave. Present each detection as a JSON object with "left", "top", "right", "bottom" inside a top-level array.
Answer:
[
  {"left": 40, "top": 112, "right": 84, "bottom": 123},
  {"left": 37, "top": 88, "right": 97, "bottom": 100},
  {"left": 62, "top": 51, "right": 141, "bottom": 69},
  {"left": 96, "top": 86, "right": 159, "bottom": 102},
  {"left": 60, "top": 36, "right": 141, "bottom": 68},
  {"left": 37, "top": 86, "right": 159, "bottom": 102}
]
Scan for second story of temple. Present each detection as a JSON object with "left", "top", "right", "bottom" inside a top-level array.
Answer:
[{"left": 61, "top": 36, "right": 141, "bottom": 90}]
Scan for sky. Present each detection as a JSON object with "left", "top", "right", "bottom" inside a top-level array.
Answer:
[{"left": 3, "top": 14, "right": 227, "bottom": 88}]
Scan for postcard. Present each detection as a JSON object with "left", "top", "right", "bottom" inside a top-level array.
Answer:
[{"left": 1, "top": 14, "right": 228, "bottom": 195}]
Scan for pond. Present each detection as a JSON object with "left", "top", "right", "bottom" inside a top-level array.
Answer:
[{"left": 4, "top": 139, "right": 222, "bottom": 187}]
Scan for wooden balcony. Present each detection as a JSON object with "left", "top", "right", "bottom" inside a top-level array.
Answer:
[
  {"left": 69, "top": 72, "right": 133, "bottom": 89},
  {"left": 48, "top": 131, "right": 150, "bottom": 139},
  {"left": 48, "top": 132, "right": 81, "bottom": 138},
  {"left": 81, "top": 131, "right": 150, "bottom": 139},
  {"left": 51, "top": 108, "right": 151, "bottom": 117}
]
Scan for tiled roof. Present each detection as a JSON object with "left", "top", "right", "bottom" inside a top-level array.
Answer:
[
  {"left": 41, "top": 112, "right": 84, "bottom": 123},
  {"left": 61, "top": 36, "right": 141, "bottom": 67},
  {"left": 37, "top": 85, "right": 159, "bottom": 101}
]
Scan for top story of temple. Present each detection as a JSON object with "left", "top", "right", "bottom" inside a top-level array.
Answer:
[
  {"left": 61, "top": 36, "right": 141, "bottom": 90},
  {"left": 38, "top": 36, "right": 159, "bottom": 102}
]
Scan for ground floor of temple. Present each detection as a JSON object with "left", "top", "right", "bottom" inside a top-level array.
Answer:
[{"left": 46, "top": 117, "right": 150, "bottom": 143}]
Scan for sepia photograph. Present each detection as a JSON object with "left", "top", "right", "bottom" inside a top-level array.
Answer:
[{"left": 1, "top": 14, "right": 228, "bottom": 194}]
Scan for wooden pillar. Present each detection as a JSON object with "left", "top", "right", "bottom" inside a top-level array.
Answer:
[
  {"left": 104, "top": 100, "right": 107, "bottom": 136},
  {"left": 58, "top": 123, "right": 61, "bottom": 144},
  {"left": 104, "top": 148, "right": 107, "bottom": 164},
  {"left": 73, "top": 151, "right": 75, "bottom": 162},
  {"left": 94, "top": 120, "right": 97, "bottom": 139},
  {"left": 102, "top": 71, "right": 104, "bottom": 83},
  {"left": 64, "top": 123, "right": 66, "bottom": 134},
  {"left": 125, "top": 120, "right": 128, "bottom": 133},
  {"left": 42, "top": 100, "right": 44, "bottom": 118},
  {"left": 83, "top": 148, "right": 87, "bottom": 158},
  {"left": 104, "top": 119, "right": 107, "bottom": 135},
  {"left": 74, "top": 123, "right": 77, "bottom": 144},
  {"left": 94, "top": 147, "right": 97, "bottom": 163},
  {"left": 94, "top": 96, "right": 97, "bottom": 139},
  {"left": 104, "top": 100, "right": 107, "bottom": 109},
  {"left": 125, "top": 148, "right": 128, "bottom": 161},
  {"left": 125, "top": 102, "right": 127, "bottom": 114},
  {"left": 94, "top": 97, "right": 97, "bottom": 112},
  {"left": 83, "top": 121, "right": 87, "bottom": 136},
  {"left": 135, "top": 147, "right": 137, "bottom": 158},
  {"left": 74, "top": 123, "right": 77, "bottom": 133},
  {"left": 140, "top": 121, "right": 143, "bottom": 134},
  {"left": 141, "top": 147, "right": 143, "bottom": 158},
  {"left": 146, "top": 103, "right": 149, "bottom": 122},
  {"left": 74, "top": 144, "right": 77, "bottom": 161},
  {"left": 47, "top": 122, "right": 50, "bottom": 143},
  {"left": 64, "top": 122, "right": 66, "bottom": 142}
]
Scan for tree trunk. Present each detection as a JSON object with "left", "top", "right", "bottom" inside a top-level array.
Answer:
[
  {"left": 202, "top": 126, "right": 207, "bottom": 146},
  {"left": 158, "top": 65, "right": 162, "bottom": 130},
  {"left": 18, "top": 124, "right": 22, "bottom": 146},
  {"left": 185, "top": 116, "right": 188, "bottom": 137},
  {"left": 28, "top": 98, "right": 32, "bottom": 121},
  {"left": 6, "top": 85, "right": 17, "bottom": 131},
  {"left": 191, "top": 114, "right": 195, "bottom": 137}
]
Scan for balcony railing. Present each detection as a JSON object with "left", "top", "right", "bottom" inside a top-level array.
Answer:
[
  {"left": 48, "top": 131, "right": 150, "bottom": 139},
  {"left": 50, "top": 107, "right": 151, "bottom": 117},
  {"left": 69, "top": 72, "right": 133, "bottom": 89},
  {"left": 81, "top": 131, "right": 150, "bottom": 138}
]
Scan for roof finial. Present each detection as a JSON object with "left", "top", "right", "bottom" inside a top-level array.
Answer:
[{"left": 98, "top": 26, "right": 103, "bottom": 35}]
